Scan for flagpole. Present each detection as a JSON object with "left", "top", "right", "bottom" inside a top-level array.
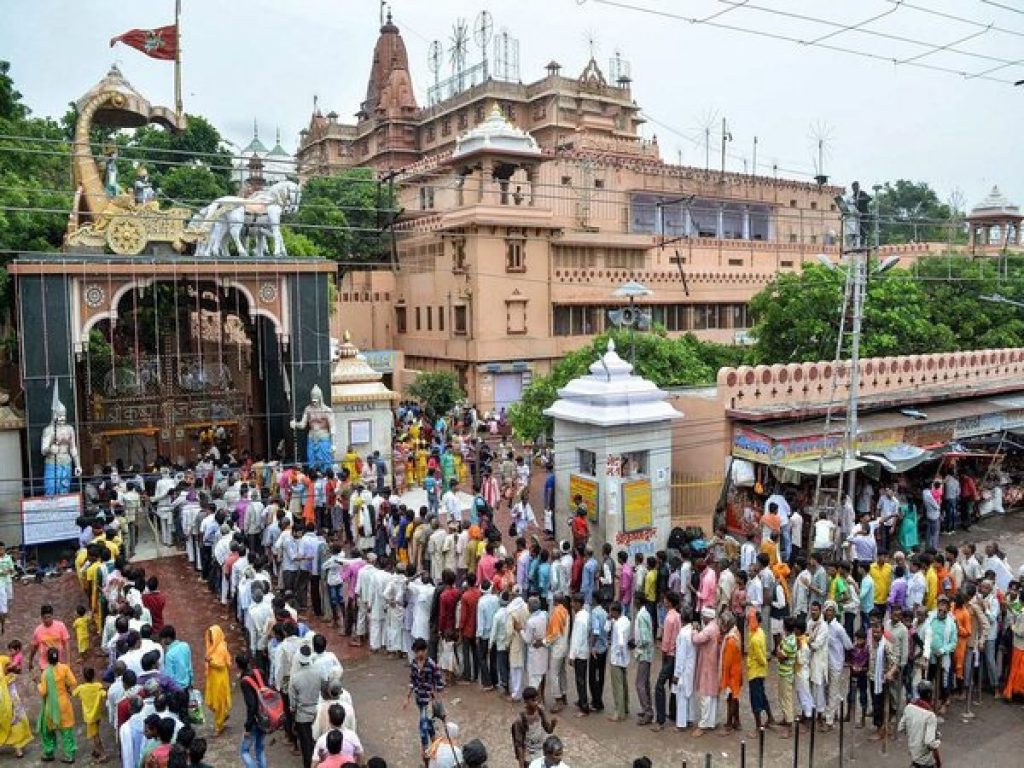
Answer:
[{"left": 174, "top": 0, "right": 183, "bottom": 119}]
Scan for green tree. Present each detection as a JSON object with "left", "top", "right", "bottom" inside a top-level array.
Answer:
[
  {"left": 159, "top": 165, "right": 227, "bottom": 204},
  {"left": 748, "top": 262, "right": 956, "bottom": 363},
  {"left": 296, "top": 168, "right": 396, "bottom": 266},
  {"left": 508, "top": 329, "right": 717, "bottom": 440},
  {"left": 124, "top": 114, "right": 233, "bottom": 198},
  {"left": 0, "top": 61, "right": 70, "bottom": 315},
  {"left": 407, "top": 371, "right": 464, "bottom": 420},
  {"left": 875, "top": 180, "right": 954, "bottom": 245}
]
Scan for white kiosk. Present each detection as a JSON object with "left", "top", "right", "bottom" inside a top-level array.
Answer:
[
  {"left": 545, "top": 340, "right": 681, "bottom": 556},
  {"left": 331, "top": 332, "right": 398, "bottom": 475}
]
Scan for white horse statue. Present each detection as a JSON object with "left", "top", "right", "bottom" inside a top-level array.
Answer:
[{"left": 191, "top": 180, "right": 301, "bottom": 258}]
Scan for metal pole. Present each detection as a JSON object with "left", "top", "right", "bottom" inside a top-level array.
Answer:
[
  {"left": 741, "top": 739, "right": 747, "bottom": 768},
  {"left": 704, "top": 753, "right": 712, "bottom": 768},
  {"left": 758, "top": 726, "right": 765, "bottom": 768},
  {"left": 963, "top": 648, "right": 976, "bottom": 720},
  {"left": 793, "top": 712, "right": 801, "bottom": 768},
  {"left": 808, "top": 708, "right": 816, "bottom": 768},
  {"left": 844, "top": 246, "right": 866, "bottom": 506},
  {"left": 838, "top": 701, "right": 844, "bottom": 768}
]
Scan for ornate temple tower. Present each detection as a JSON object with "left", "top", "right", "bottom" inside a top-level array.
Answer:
[{"left": 359, "top": 11, "right": 418, "bottom": 120}]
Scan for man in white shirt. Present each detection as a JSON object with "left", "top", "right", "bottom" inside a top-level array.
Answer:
[
  {"left": 812, "top": 512, "right": 836, "bottom": 560},
  {"left": 442, "top": 481, "right": 463, "bottom": 524},
  {"left": 607, "top": 601, "right": 632, "bottom": 721},
  {"left": 567, "top": 594, "right": 591, "bottom": 715},
  {"left": 766, "top": 491, "right": 792, "bottom": 561}
]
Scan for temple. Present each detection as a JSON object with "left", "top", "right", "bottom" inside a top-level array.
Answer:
[{"left": 299, "top": 17, "right": 850, "bottom": 413}]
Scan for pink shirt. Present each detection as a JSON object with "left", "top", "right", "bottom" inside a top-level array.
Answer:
[
  {"left": 619, "top": 564, "right": 634, "bottom": 603},
  {"left": 661, "top": 608, "right": 681, "bottom": 655},
  {"left": 698, "top": 567, "right": 717, "bottom": 610},
  {"left": 32, "top": 621, "right": 70, "bottom": 668},
  {"left": 476, "top": 553, "right": 497, "bottom": 586},
  {"left": 342, "top": 559, "right": 366, "bottom": 601}
]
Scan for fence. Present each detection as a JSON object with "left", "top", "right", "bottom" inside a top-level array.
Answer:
[{"left": 670, "top": 470, "right": 724, "bottom": 533}]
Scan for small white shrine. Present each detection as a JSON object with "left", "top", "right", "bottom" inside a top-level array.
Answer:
[
  {"left": 0, "top": 389, "right": 25, "bottom": 544},
  {"left": 331, "top": 332, "right": 398, "bottom": 473},
  {"left": 545, "top": 339, "right": 681, "bottom": 556}
]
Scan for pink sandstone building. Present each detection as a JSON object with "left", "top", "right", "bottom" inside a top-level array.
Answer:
[{"left": 298, "top": 15, "right": 847, "bottom": 412}]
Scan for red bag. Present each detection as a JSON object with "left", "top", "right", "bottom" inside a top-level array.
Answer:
[{"left": 243, "top": 669, "right": 285, "bottom": 732}]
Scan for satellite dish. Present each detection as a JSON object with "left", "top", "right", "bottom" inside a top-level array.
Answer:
[
  {"left": 427, "top": 40, "right": 443, "bottom": 82},
  {"left": 474, "top": 10, "right": 493, "bottom": 55}
]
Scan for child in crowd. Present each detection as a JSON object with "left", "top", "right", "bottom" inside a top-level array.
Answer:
[
  {"left": 6, "top": 639, "right": 23, "bottom": 673},
  {"left": 73, "top": 666, "right": 108, "bottom": 762},
  {"left": 847, "top": 628, "right": 870, "bottom": 725},
  {"left": 73, "top": 604, "right": 92, "bottom": 660}
]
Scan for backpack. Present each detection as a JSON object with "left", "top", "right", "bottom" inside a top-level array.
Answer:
[{"left": 242, "top": 669, "right": 285, "bottom": 732}]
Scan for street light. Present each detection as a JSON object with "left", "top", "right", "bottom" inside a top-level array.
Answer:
[{"left": 610, "top": 281, "right": 652, "bottom": 365}]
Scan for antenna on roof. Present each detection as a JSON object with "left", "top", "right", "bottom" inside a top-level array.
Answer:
[
  {"left": 809, "top": 120, "right": 834, "bottom": 186},
  {"left": 449, "top": 18, "right": 470, "bottom": 91},
  {"left": 493, "top": 28, "right": 520, "bottom": 82},
  {"left": 609, "top": 49, "right": 631, "bottom": 86},
  {"left": 427, "top": 40, "right": 443, "bottom": 87},
  {"left": 474, "top": 11, "right": 493, "bottom": 79}
]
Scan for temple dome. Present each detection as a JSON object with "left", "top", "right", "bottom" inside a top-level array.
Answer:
[
  {"left": 970, "top": 186, "right": 1021, "bottom": 219},
  {"left": 544, "top": 339, "right": 682, "bottom": 426},
  {"left": 452, "top": 105, "right": 542, "bottom": 161},
  {"left": 330, "top": 332, "right": 397, "bottom": 404}
]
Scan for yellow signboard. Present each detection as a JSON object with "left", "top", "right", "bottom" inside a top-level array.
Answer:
[
  {"left": 569, "top": 473, "right": 599, "bottom": 523},
  {"left": 622, "top": 478, "right": 653, "bottom": 532}
]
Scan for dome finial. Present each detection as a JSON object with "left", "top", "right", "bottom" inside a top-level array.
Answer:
[{"left": 607, "top": 338, "right": 616, "bottom": 353}]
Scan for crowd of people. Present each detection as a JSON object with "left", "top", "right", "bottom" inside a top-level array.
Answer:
[{"left": 1, "top": 405, "right": 1023, "bottom": 768}]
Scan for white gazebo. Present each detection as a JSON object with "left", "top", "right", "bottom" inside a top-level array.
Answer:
[
  {"left": 331, "top": 332, "right": 398, "bottom": 475},
  {"left": 545, "top": 339, "right": 681, "bottom": 556}
]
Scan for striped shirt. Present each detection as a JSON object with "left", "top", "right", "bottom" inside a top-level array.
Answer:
[{"left": 409, "top": 657, "right": 444, "bottom": 707}]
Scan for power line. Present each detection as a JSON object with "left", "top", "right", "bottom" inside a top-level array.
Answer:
[{"left": 581, "top": 0, "right": 1024, "bottom": 84}]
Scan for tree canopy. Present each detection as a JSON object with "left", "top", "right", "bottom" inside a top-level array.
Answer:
[
  {"left": 407, "top": 371, "right": 464, "bottom": 420},
  {"left": 508, "top": 329, "right": 721, "bottom": 440},
  {"left": 296, "top": 168, "right": 396, "bottom": 266},
  {"left": 746, "top": 255, "right": 1024, "bottom": 363},
  {"left": 874, "top": 179, "right": 958, "bottom": 245}
]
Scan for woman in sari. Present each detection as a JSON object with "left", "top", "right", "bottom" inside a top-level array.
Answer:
[
  {"left": 204, "top": 625, "right": 232, "bottom": 736},
  {"left": 0, "top": 653, "right": 32, "bottom": 758},
  {"left": 36, "top": 647, "right": 76, "bottom": 762},
  {"left": 897, "top": 493, "right": 919, "bottom": 552}
]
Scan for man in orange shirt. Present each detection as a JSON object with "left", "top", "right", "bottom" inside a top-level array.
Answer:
[
  {"left": 545, "top": 595, "right": 571, "bottom": 712},
  {"left": 719, "top": 611, "right": 743, "bottom": 734}
]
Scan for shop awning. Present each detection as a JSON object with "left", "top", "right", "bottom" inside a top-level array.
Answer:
[
  {"left": 770, "top": 456, "right": 867, "bottom": 485},
  {"left": 779, "top": 457, "right": 868, "bottom": 476},
  {"left": 862, "top": 449, "right": 935, "bottom": 474}
]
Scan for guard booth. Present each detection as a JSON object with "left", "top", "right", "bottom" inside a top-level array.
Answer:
[{"left": 545, "top": 339, "right": 681, "bottom": 556}]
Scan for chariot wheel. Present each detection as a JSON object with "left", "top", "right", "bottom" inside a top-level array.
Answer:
[{"left": 105, "top": 217, "right": 147, "bottom": 255}]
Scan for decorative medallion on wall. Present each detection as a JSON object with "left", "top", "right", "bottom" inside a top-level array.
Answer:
[
  {"left": 84, "top": 284, "right": 106, "bottom": 308},
  {"left": 258, "top": 281, "right": 278, "bottom": 303}
]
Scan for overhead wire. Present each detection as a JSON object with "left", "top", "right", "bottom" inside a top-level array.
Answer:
[{"left": 581, "top": 0, "right": 1024, "bottom": 84}]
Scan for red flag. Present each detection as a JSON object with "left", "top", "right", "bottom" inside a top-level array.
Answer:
[{"left": 110, "top": 24, "right": 178, "bottom": 61}]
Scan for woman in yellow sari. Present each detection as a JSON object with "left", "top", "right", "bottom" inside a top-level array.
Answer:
[
  {"left": 0, "top": 654, "right": 32, "bottom": 757},
  {"left": 204, "top": 625, "right": 232, "bottom": 736},
  {"left": 36, "top": 648, "right": 76, "bottom": 762}
]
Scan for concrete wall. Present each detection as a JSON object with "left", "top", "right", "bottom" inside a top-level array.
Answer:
[
  {"left": 0, "top": 430, "right": 23, "bottom": 546},
  {"left": 552, "top": 420, "right": 673, "bottom": 557},
  {"left": 332, "top": 400, "right": 393, "bottom": 476}
]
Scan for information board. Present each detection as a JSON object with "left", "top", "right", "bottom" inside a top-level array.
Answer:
[
  {"left": 21, "top": 494, "right": 82, "bottom": 546},
  {"left": 621, "top": 478, "right": 653, "bottom": 531},
  {"left": 569, "top": 473, "right": 599, "bottom": 523}
]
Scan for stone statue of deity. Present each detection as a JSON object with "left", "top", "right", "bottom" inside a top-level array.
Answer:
[
  {"left": 133, "top": 165, "right": 155, "bottom": 205},
  {"left": 41, "top": 383, "right": 82, "bottom": 495},
  {"left": 103, "top": 146, "right": 119, "bottom": 197},
  {"left": 289, "top": 384, "right": 335, "bottom": 472}
]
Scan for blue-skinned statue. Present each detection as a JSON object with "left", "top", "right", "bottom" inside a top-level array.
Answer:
[
  {"left": 41, "top": 383, "right": 82, "bottom": 495},
  {"left": 290, "top": 384, "right": 334, "bottom": 472}
]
